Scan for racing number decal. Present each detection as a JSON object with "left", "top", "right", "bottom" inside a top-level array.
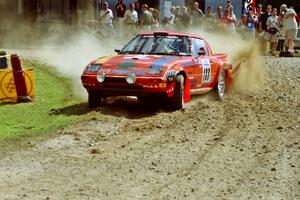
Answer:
[{"left": 200, "top": 59, "right": 211, "bottom": 83}]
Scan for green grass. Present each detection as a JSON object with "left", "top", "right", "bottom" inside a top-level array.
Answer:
[
  {"left": 0, "top": 60, "right": 88, "bottom": 139},
  {"left": 294, "top": 50, "right": 300, "bottom": 57}
]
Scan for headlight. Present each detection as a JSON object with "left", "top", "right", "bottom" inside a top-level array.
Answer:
[
  {"left": 126, "top": 73, "right": 136, "bottom": 84},
  {"left": 97, "top": 72, "right": 106, "bottom": 83},
  {"left": 87, "top": 64, "right": 102, "bottom": 72}
]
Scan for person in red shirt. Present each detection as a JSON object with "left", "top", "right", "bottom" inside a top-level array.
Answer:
[
  {"left": 115, "top": 0, "right": 126, "bottom": 29},
  {"left": 296, "top": 15, "right": 300, "bottom": 26}
]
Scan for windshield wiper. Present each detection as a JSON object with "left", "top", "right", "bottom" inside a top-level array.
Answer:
[
  {"left": 120, "top": 50, "right": 135, "bottom": 54},
  {"left": 133, "top": 51, "right": 145, "bottom": 54},
  {"left": 147, "top": 52, "right": 170, "bottom": 55}
]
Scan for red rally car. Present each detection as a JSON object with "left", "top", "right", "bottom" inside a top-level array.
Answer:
[{"left": 81, "top": 31, "right": 233, "bottom": 110}]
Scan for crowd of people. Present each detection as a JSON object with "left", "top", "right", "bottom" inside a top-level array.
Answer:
[{"left": 98, "top": 0, "right": 299, "bottom": 56}]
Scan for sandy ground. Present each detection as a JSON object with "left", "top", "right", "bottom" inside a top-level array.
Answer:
[{"left": 0, "top": 57, "right": 299, "bottom": 200}]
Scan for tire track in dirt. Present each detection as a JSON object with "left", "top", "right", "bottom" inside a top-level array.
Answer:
[{"left": 0, "top": 57, "right": 299, "bottom": 199}]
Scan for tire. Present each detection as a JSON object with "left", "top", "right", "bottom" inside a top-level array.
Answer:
[
  {"left": 88, "top": 91, "right": 102, "bottom": 108},
  {"left": 215, "top": 70, "right": 227, "bottom": 100},
  {"left": 172, "top": 75, "right": 184, "bottom": 110}
]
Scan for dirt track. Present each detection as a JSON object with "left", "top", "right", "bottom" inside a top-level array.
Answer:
[{"left": 0, "top": 57, "right": 299, "bottom": 200}]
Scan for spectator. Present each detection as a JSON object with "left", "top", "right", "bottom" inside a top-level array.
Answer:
[
  {"left": 124, "top": 3, "right": 138, "bottom": 33},
  {"left": 206, "top": 6, "right": 217, "bottom": 32},
  {"left": 255, "top": 4, "right": 264, "bottom": 20},
  {"left": 135, "top": 2, "right": 142, "bottom": 24},
  {"left": 174, "top": 6, "right": 182, "bottom": 28},
  {"left": 165, "top": 6, "right": 176, "bottom": 29},
  {"left": 280, "top": 4, "right": 298, "bottom": 54},
  {"left": 222, "top": 8, "right": 236, "bottom": 32},
  {"left": 267, "top": 8, "right": 280, "bottom": 55},
  {"left": 255, "top": 4, "right": 263, "bottom": 37},
  {"left": 259, "top": 5, "right": 272, "bottom": 52},
  {"left": 115, "top": 0, "right": 126, "bottom": 18},
  {"left": 226, "top": 0, "right": 234, "bottom": 14},
  {"left": 151, "top": 8, "right": 160, "bottom": 29},
  {"left": 245, "top": 8, "right": 258, "bottom": 40},
  {"left": 237, "top": 14, "right": 249, "bottom": 39},
  {"left": 226, "top": 0, "right": 237, "bottom": 23},
  {"left": 216, "top": 6, "right": 223, "bottom": 20},
  {"left": 100, "top": 2, "right": 114, "bottom": 32},
  {"left": 191, "top": 2, "right": 205, "bottom": 26},
  {"left": 296, "top": 14, "right": 300, "bottom": 26},
  {"left": 115, "top": 0, "right": 126, "bottom": 28},
  {"left": 206, "top": 6, "right": 214, "bottom": 19},
  {"left": 181, "top": 6, "right": 192, "bottom": 29},
  {"left": 140, "top": 4, "right": 154, "bottom": 31}
]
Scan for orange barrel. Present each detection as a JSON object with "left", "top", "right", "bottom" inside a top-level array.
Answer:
[{"left": 10, "top": 54, "right": 31, "bottom": 102}]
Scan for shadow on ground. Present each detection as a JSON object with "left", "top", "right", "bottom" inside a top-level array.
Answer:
[{"left": 49, "top": 97, "right": 172, "bottom": 119}]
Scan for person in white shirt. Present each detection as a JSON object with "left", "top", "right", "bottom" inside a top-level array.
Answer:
[
  {"left": 280, "top": 4, "right": 298, "bottom": 53},
  {"left": 124, "top": 3, "right": 138, "bottom": 29},
  {"left": 101, "top": 2, "right": 114, "bottom": 31},
  {"left": 166, "top": 6, "right": 176, "bottom": 28}
]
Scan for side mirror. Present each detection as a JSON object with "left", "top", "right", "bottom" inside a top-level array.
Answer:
[{"left": 115, "top": 49, "right": 121, "bottom": 53}]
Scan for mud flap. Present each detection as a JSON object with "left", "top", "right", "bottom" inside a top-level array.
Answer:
[
  {"left": 166, "top": 82, "right": 176, "bottom": 97},
  {"left": 226, "top": 69, "right": 232, "bottom": 88},
  {"left": 184, "top": 77, "right": 191, "bottom": 103}
]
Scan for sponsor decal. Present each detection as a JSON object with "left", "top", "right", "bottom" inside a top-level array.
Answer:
[
  {"left": 165, "top": 70, "right": 177, "bottom": 78},
  {"left": 143, "top": 83, "right": 165, "bottom": 88},
  {"left": 95, "top": 56, "right": 113, "bottom": 64},
  {"left": 166, "top": 82, "right": 176, "bottom": 97},
  {"left": 111, "top": 69, "right": 145, "bottom": 75},
  {"left": 151, "top": 56, "right": 176, "bottom": 68},
  {"left": 199, "top": 59, "right": 211, "bottom": 83},
  {"left": 148, "top": 56, "right": 177, "bottom": 75},
  {"left": 119, "top": 61, "right": 135, "bottom": 69},
  {"left": 159, "top": 83, "right": 167, "bottom": 88}
]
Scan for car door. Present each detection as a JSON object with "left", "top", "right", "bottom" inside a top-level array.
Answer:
[{"left": 191, "top": 38, "right": 213, "bottom": 88}]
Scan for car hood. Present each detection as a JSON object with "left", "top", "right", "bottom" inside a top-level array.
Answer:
[{"left": 94, "top": 54, "right": 180, "bottom": 76}]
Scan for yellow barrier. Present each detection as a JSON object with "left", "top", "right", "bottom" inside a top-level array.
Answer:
[{"left": 0, "top": 67, "right": 35, "bottom": 103}]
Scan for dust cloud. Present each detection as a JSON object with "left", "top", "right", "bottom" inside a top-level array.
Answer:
[
  {"left": 3, "top": 22, "right": 264, "bottom": 98},
  {"left": 188, "top": 28, "right": 264, "bottom": 91}
]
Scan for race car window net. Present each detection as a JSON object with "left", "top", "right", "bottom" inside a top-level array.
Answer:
[{"left": 120, "top": 35, "right": 192, "bottom": 56}]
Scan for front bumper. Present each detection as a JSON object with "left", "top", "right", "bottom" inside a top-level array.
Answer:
[{"left": 81, "top": 74, "right": 169, "bottom": 97}]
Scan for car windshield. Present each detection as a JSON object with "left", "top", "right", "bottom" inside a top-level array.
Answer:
[{"left": 120, "top": 35, "right": 191, "bottom": 56}]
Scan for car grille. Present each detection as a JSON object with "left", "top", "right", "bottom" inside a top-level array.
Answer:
[
  {"left": 103, "top": 85, "right": 144, "bottom": 90},
  {"left": 104, "top": 77, "right": 127, "bottom": 84},
  {"left": 103, "top": 77, "right": 143, "bottom": 90}
]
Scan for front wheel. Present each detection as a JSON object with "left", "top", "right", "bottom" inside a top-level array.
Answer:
[
  {"left": 172, "top": 75, "right": 184, "bottom": 110},
  {"left": 88, "top": 91, "right": 102, "bottom": 108},
  {"left": 216, "top": 70, "right": 227, "bottom": 100}
]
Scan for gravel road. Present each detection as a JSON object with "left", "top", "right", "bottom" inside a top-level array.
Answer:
[{"left": 0, "top": 57, "right": 299, "bottom": 200}]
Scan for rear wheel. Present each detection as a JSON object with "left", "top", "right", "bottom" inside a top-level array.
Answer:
[
  {"left": 88, "top": 91, "right": 102, "bottom": 108},
  {"left": 172, "top": 75, "right": 184, "bottom": 110},
  {"left": 216, "top": 70, "right": 227, "bottom": 100}
]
